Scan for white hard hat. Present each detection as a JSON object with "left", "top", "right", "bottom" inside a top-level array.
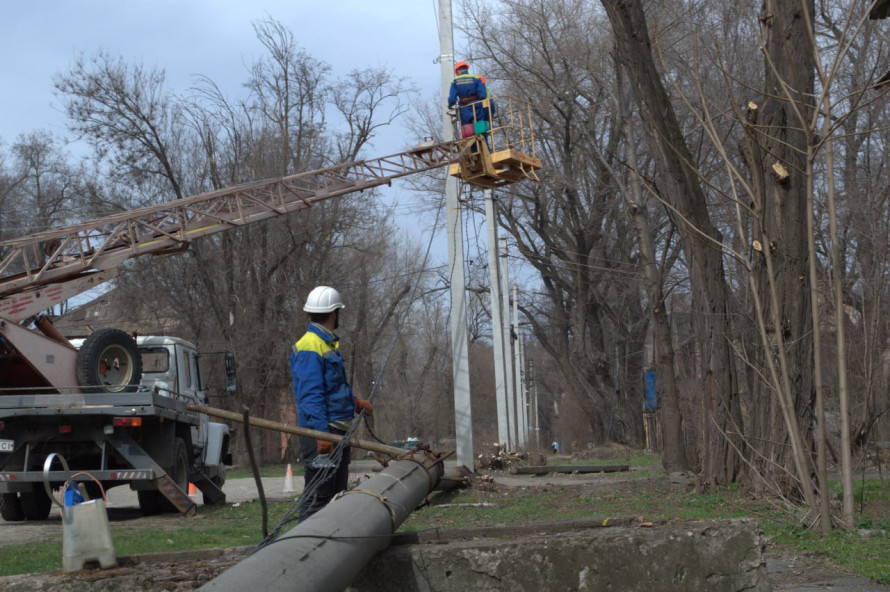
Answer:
[{"left": 303, "top": 286, "right": 346, "bottom": 313}]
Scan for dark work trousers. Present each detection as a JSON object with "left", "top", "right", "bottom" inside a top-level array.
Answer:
[{"left": 297, "top": 429, "right": 351, "bottom": 521}]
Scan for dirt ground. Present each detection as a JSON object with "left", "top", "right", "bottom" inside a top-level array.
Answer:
[{"left": 0, "top": 457, "right": 887, "bottom": 591}]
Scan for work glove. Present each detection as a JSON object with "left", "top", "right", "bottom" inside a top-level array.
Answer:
[
  {"left": 354, "top": 397, "right": 373, "bottom": 416},
  {"left": 316, "top": 439, "right": 334, "bottom": 455}
]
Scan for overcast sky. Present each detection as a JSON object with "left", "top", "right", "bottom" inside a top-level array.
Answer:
[
  {"left": 0, "top": 1, "right": 479, "bottom": 260},
  {"left": 1, "top": 1, "right": 447, "bottom": 150}
]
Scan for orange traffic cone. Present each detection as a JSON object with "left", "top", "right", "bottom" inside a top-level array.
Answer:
[
  {"left": 283, "top": 463, "right": 296, "bottom": 493},
  {"left": 188, "top": 482, "right": 197, "bottom": 496}
]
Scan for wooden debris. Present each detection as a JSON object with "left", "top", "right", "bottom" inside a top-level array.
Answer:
[
  {"left": 476, "top": 444, "right": 528, "bottom": 471},
  {"left": 509, "top": 464, "right": 630, "bottom": 475}
]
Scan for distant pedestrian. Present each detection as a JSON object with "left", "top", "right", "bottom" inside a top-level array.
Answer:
[{"left": 551, "top": 441, "right": 559, "bottom": 454}]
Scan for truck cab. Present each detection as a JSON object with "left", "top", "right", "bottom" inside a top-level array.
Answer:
[
  {"left": 66, "top": 335, "right": 232, "bottom": 477},
  {"left": 137, "top": 336, "right": 213, "bottom": 469}
]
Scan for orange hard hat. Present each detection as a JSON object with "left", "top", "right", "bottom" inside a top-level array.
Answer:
[{"left": 454, "top": 61, "right": 469, "bottom": 74}]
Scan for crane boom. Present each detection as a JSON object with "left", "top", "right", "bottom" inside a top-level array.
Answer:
[
  {"left": 0, "top": 95, "right": 542, "bottom": 324},
  {"left": 0, "top": 141, "right": 462, "bottom": 322}
]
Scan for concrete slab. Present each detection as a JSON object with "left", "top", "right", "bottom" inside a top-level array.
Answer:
[{"left": 347, "top": 518, "right": 769, "bottom": 591}]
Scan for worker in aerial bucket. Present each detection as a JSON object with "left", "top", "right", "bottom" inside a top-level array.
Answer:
[
  {"left": 290, "top": 285, "right": 373, "bottom": 520},
  {"left": 448, "top": 60, "right": 495, "bottom": 140}
]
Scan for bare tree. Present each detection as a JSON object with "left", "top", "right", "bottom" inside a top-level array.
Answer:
[
  {"left": 599, "top": 0, "right": 743, "bottom": 486},
  {"left": 460, "top": 0, "right": 648, "bottom": 445},
  {"left": 246, "top": 18, "right": 329, "bottom": 176},
  {"left": 0, "top": 132, "right": 85, "bottom": 235},
  {"left": 330, "top": 67, "right": 414, "bottom": 162},
  {"left": 54, "top": 51, "right": 186, "bottom": 203},
  {"left": 610, "top": 66, "right": 688, "bottom": 473}
]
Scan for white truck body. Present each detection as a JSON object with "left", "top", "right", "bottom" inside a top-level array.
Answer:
[{"left": 0, "top": 334, "right": 232, "bottom": 520}]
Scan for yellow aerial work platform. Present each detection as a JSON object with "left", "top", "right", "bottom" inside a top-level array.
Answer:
[{"left": 449, "top": 96, "right": 542, "bottom": 188}]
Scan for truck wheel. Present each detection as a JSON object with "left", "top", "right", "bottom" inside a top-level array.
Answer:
[
  {"left": 76, "top": 329, "right": 143, "bottom": 393},
  {"left": 138, "top": 490, "right": 163, "bottom": 516},
  {"left": 20, "top": 489, "right": 52, "bottom": 521},
  {"left": 0, "top": 493, "right": 24, "bottom": 522},
  {"left": 161, "top": 438, "right": 189, "bottom": 514}
]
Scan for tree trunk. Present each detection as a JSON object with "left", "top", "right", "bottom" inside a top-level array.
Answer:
[
  {"left": 741, "top": 0, "right": 818, "bottom": 504},
  {"left": 600, "top": 0, "right": 740, "bottom": 485},
  {"left": 616, "top": 68, "right": 687, "bottom": 472}
]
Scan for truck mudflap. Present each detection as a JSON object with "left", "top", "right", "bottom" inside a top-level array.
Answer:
[
  {"left": 0, "top": 471, "right": 197, "bottom": 514},
  {"left": 192, "top": 473, "right": 226, "bottom": 505}
]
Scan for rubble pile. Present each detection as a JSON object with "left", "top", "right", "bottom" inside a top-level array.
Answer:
[{"left": 474, "top": 444, "right": 541, "bottom": 471}]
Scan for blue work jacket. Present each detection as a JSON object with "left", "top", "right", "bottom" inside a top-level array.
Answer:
[
  {"left": 448, "top": 74, "right": 493, "bottom": 125},
  {"left": 290, "top": 323, "right": 354, "bottom": 434}
]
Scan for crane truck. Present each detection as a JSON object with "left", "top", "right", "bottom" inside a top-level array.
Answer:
[{"left": 0, "top": 99, "right": 541, "bottom": 520}]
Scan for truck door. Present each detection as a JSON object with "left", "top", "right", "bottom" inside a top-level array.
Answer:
[{"left": 185, "top": 350, "right": 209, "bottom": 457}]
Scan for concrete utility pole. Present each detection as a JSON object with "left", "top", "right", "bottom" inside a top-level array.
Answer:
[
  {"left": 518, "top": 324, "right": 529, "bottom": 449},
  {"left": 485, "top": 189, "right": 511, "bottom": 448},
  {"left": 522, "top": 327, "right": 530, "bottom": 447},
  {"left": 499, "top": 237, "right": 516, "bottom": 450},
  {"left": 438, "top": 0, "right": 474, "bottom": 470},
  {"left": 513, "top": 285, "right": 526, "bottom": 449},
  {"left": 529, "top": 359, "right": 540, "bottom": 451}
]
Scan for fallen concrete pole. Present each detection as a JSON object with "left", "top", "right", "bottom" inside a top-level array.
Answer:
[{"left": 199, "top": 453, "right": 446, "bottom": 592}]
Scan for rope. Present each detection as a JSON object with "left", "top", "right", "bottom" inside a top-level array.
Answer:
[{"left": 331, "top": 489, "right": 398, "bottom": 534}]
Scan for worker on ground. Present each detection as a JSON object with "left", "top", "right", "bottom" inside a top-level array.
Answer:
[
  {"left": 448, "top": 61, "right": 495, "bottom": 139},
  {"left": 290, "top": 285, "right": 373, "bottom": 520}
]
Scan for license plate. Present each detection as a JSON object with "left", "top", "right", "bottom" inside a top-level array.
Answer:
[{"left": 0, "top": 439, "right": 13, "bottom": 452}]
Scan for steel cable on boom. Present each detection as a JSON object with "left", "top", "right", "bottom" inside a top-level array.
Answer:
[{"left": 257, "top": 173, "right": 450, "bottom": 548}]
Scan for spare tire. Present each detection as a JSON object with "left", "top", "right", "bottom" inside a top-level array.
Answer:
[{"left": 76, "top": 329, "right": 143, "bottom": 393}]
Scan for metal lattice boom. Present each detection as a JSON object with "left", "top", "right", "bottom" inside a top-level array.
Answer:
[{"left": 0, "top": 142, "right": 462, "bottom": 320}]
